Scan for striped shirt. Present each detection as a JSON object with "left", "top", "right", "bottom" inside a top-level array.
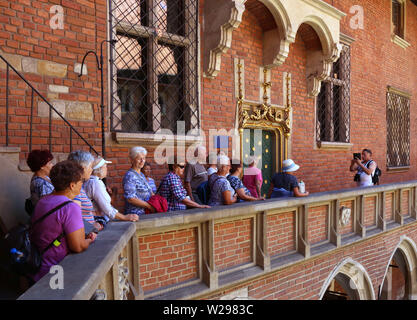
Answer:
[{"left": 74, "top": 187, "right": 95, "bottom": 224}]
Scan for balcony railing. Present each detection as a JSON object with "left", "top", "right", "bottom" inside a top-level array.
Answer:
[{"left": 19, "top": 181, "right": 417, "bottom": 300}]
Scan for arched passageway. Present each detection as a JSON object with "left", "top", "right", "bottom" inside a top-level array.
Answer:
[
  {"left": 319, "top": 258, "right": 375, "bottom": 300},
  {"left": 380, "top": 238, "right": 417, "bottom": 300}
]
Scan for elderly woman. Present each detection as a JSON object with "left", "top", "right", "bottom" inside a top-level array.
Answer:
[
  {"left": 26, "top": 149, "right": 55, "bottom": 210},
  {"left": 143, "top": 162, "right": 157, "bottom": 193},
  {"left": 67, "top": 150, "right": 103, "bottom": 231},
  {"left": 84, "top": 156, "right": 138, "bottom": 222},
  {"left": 227, "top": 161, "right": 264, "bottom": 202},
  {"left": 208, "top": 155, "right": 238, "bottom": 206},
  {"left": 123, "top": 146, "right": 155, "bottom": 216},
  {"left": 159, "top": 157, "right": 210, "bottom": 212},
  {"left": 242, "top": 156, "right": 263, "bottom": 198},
  {"left": 29, "top": 160, "right": 96, "bottom": 283}
]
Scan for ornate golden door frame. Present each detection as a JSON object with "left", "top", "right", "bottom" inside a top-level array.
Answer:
[{"left": 237, "top": 69, "right": 291, "bottom": 173}]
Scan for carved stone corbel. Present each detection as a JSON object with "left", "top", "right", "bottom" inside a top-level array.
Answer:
[{"left": 204, "top": 0, "right": 246, "bottom": 79}]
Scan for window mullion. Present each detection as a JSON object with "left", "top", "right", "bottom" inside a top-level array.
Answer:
[{"left": 148, "top": 0, "right": 161, "bottom": 132}]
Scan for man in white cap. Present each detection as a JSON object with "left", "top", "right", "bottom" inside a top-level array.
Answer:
[{"left": 267, "top": 159, "right": 309, "bottom": 198}]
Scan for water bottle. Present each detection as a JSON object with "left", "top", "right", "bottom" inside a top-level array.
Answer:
[
  {"left": 10, "top": 248, "right": 24, "bottom": 263},
  {"left": 299, "top": 180, "right": 305, "bottom": 194}
]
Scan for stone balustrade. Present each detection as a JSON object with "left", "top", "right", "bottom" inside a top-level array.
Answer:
[{"left": 19, "top": 181, "right": 417, "bottom": 300}]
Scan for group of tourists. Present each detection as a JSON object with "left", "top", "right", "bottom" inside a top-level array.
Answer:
[{"left": 22, "top": 144, "right": 377, "bottom": 284}]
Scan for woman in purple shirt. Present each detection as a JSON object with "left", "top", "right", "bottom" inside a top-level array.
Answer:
[{"left": 29, "top": 160, "right": 96, "bottom": 283}]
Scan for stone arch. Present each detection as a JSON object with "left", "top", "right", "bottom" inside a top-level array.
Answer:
[
  {"left": 379, "top": 236, "right": 417, "bottom": 300},
  {"left": 203, "top": 0, "right": 345, "bottom": 96},
  {"left": 319, "top": 258, "right": 375, "bottom": 300}
]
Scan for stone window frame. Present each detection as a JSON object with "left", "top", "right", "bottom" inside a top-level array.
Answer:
[
  {"left": 391, "top": 0, "right": 411, "bottom": 49},
  {"left": 386, "top": 86, "right": 411, "bottom": 171},
  {"left": 315, "top": 34, "right": 353, "bottom": 151},
  {"left": 108, "top": 0, "right": 201, "bottom": 140}
]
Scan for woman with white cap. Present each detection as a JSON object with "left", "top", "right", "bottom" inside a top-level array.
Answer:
[
  {"left": 267, "top": 159, "right": 309, "bottom": 198},
  {"left": 84, "top": 156, "right": 139, "bottom": 222}
]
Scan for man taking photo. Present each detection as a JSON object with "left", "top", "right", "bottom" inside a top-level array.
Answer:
[{"left": 350, "top": 149, "right": 377, "bottom": 187}]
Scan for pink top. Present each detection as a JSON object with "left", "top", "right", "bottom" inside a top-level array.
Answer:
[{"left": 242, "top": 166, "right": 263, "bottom": 198}]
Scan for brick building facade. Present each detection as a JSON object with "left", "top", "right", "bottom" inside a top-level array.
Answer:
[{"left": 1, "top": 0, "right": 417, "bottom": 300}]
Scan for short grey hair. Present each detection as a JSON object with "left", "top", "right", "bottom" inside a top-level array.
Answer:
[
  {"left": 67, "top": 150, "right": 94, "bottom": 168},
  {"left": 129, "top": 146, "right": 147, "bottom": 159},
  {"left": 217, "top": 154, "right": 230, "bottom": 171}
]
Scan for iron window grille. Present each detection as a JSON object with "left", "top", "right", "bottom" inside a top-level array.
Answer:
[
  {"left": 316, "top": 44, "right": 351, "bottom": 144},
  {"left": 392, "top": 0, "right": 405, "bottom": 38},
  {"left": 386, "top": 90, "right": 410, "bottom": 168},
  {"left": 109, "top": 0, "right": 199, "bottom": 134}
]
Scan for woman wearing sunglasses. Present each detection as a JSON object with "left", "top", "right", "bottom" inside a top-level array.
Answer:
[{"left": 158, "top": 157, "right": 210, "bottom": 212}]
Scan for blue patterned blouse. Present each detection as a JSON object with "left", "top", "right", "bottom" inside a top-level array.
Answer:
[
  {"left": 208, "top": 174, "right": 236, "bottom": 206},
  {"left": 227, "top": 175, "right": 251, "bottom": 197},
  {"left": 123, "top": 169, "right": 153, "bottom": 215},
  {"left": 30, "top": 176, "right": 54, "bottom": 207}
]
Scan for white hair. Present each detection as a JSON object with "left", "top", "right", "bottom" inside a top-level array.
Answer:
[
  {"left": 129, "top": 146, "right": 147, "bottom": 159},
  {"left": 67, "top": 150, "right": 94, "bottom": 168},
  {"left": 217, "top": 154, "right": 230, "bottom": 171}
]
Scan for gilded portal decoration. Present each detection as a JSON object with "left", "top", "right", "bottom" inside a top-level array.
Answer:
[{"left": 235, "top": 60, "right": 292, "bottom": 193}]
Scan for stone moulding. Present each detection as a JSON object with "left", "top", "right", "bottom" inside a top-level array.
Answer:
[
  {"left": 203, "top": 0, "right": 245, "bottom": 79},
  {"left": 203, "top": 0, "right": 346, "bottom": 97}
]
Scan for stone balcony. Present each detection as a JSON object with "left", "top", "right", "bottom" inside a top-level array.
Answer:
[{"left": 19, "top": 180, "right": 417, "bottom": 300}]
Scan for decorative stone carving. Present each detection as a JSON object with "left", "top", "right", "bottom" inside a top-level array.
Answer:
[
  {"left": 203, "top": 0, "right": 245, "bottom": 79},
  {"left": 340, "top": 206, "right": 351, "bottom": 227},
  {"left": 118, "top": 257, "right": 130, "bottom": 300},
  {"left": 91, "top": 289, "right": 107, "bottom": 300},
  {"left": 204, "top": 0, "right": 346, "bottom": 96}
]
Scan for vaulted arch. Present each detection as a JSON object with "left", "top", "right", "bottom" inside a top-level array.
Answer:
[
  {"left": 380, "top": 236, "right": 417, "bottom": 300},
  {"left": 203, "top": 0, "right": 346, "bottom": 96},
  {"left": 319, "top": 258, "right": 375, "bottom": 300}
]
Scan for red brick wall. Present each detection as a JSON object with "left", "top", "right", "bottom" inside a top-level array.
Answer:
[
  {"left": 214, "top": 219, "right": 252, "bottom": 271},
  {"left": 138, "top": 228, "right": 199, "bottom": 292},
  {"left": 364, "top": 196, "right": 377, "bottom": 227},
  {"left": 308, "top": 205, "right": 329, "bottom": 245},
  {"left": 205, "top": 222, "right": 417, "bottom": 300},
  {"left": 401, "top": 190, "right": 410, "bottom": 215},
  {"left": 385, "top": 192, "right": 394, "bottom": 221},
  {"left": 1, "top": 1, "right": 417, "bottom": 210},
  {"left": 267, "top": 211, "right": 296, "bottom": 256}
]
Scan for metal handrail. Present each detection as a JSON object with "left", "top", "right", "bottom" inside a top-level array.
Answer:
[{"left": 0, "top": 54, "right": 99, "bottom": 155}]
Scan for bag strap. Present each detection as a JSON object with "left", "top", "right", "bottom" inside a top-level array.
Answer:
[
  {"left": 32, "top": 201, "right": 73, "bottom": 227},
  {"left": 32, "top": 201, "right": 72, "bottom": 255}
]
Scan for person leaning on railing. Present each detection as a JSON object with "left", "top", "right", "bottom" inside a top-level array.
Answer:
[
  {"left": 267, "top": 159, "right": 309, "bottom": 198},
  {"left": 158, "top": 156, "right": 210, "bottom": 212},
  {"left": 228, "top": 161, "right": 265, "bottom": 202},
  {"left": 208, "top": 154, "right": 238, "bottom": 206},
  {"left": 122, "top": 146, "right": 155, "bottom": 216},
  {"left": 26, "top": 149, "right": 55, "bottom": 209},
  {"left": 28, "top": 160, "right": 96, "bottom": 283},
  {"left": 84, "top": 156, "right": 138, "bottom": 222},
  {"left": 68, "top": 150, "right": 104, "bottom": 232}
]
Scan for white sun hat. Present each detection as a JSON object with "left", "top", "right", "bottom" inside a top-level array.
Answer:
[
  {"left": 93, "top": 158, "right": 112, "bottom": 170},
  {"left": 282, "top": 159, "right": 300, "bottom": 173}
]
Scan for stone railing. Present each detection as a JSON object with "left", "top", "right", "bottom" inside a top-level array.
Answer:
[
  {"left": 18, "top": 222, "right": 140, "bottom": 300},
  {"left": 19, "top": 181, "right": 417, "bottom": 300}
]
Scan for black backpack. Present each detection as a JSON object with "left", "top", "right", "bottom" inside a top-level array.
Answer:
[
  {"left": 4, "top": 201, "right": 72, "bottom": 276},
  {"left": 365, "top": 160, "right": 382, "bottom": 185}
]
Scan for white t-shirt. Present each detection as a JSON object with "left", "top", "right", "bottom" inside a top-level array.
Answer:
[{"left": 358, "top": 160, "right": 375, "bottom": 187}]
